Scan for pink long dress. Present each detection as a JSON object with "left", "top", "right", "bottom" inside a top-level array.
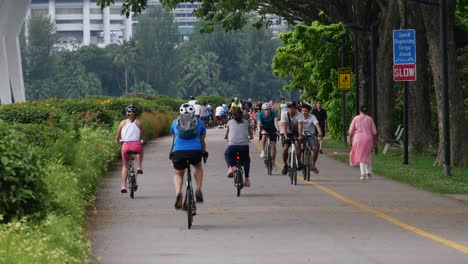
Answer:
[{"left": 349, "top": 114, "right": 377, "bottom": 166}]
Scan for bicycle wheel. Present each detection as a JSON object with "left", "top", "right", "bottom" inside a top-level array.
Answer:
[
  {"left": 303, "top": 150, "right": 311, "bottom": 181},
  {"left": 186, "top": 187, "right": 193, "bottom": 229},
  {"left": 292, "top": 154, "right": 298, "bottom": 185},
  {"left": 128, "top": 174, "right": 135, "bottom": 199},
  {"left": 234, "top": 171, "right": 243, "bottom": 197},
  {"left": 266, "top": 144, "right": 272, "bottom": 175}
]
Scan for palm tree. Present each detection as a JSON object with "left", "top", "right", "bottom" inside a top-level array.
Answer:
[{"left": 113, "top": 40, "right": 137, "bottom": 94}]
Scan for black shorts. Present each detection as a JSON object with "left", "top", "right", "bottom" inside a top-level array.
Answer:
[
  {"left": 260, "top": 127, "right": 277, "bottom": 142},
  {"left": 171, "top": 150, "right": 202, "bottom": 170},
  {"left": 283, "top": 133, "right": 299, "bottom": 145}
]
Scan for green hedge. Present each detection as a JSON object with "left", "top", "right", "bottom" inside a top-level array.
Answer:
[
  {"left": 0, "top": 96, "right": 178, "bottom": 263},
  {"left": 0, "top": 123, "right": 49, "bottom": 223}
]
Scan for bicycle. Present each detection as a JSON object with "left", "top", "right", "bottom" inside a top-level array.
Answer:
[
  {"left": 286, "top": 135, "right": 299, "bottom": 185},
  {"left": 127, "top": 151, "right": 138, "bottom": 199},
  {"left": 208, "top": 115, "right": 214, "bottom": 128},
  {"left": 183, "top": 154, "right": 207, "bottom": 229},
  {"left": 301, "top": 131, "right": 314, "bottom": 181},
  {"left": 183, "top": 160, "right": 196, "bottom": 229},
  {"left": 232, "top": 152, "right": 244, "bottom": 197},
  {"left": 261, "top": 132, "right": 275, "bottom": 175}
]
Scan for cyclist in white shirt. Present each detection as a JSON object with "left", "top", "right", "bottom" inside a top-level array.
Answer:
[
  {"left": 279, "top": 101, "right": 303, "bottom": 175},
  {"left": 215, "top": 103, "right": 225, "bottom": 128},
  {"left": 115, "top": 105, "right": 144, "bottom": 193},
  {"left": 301, "top": 103, "right": 323, "bottom": 174}
]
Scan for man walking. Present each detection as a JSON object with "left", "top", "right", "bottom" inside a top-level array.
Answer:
[{"left": 312, "top": 99, "right": 327, "bottom": 154}]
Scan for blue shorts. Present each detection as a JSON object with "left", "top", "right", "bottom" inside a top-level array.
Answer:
[{"left": 305, "top": 136, "right": 320, "bottom": 149}]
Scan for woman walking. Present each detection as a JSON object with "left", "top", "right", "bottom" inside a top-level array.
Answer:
[{"left": 349, "top": 105, "right": 377, "bottom": 180}]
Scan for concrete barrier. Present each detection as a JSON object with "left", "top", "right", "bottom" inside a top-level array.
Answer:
[{"left": 0, "top": 0, "right": 30, "bottom": 104}]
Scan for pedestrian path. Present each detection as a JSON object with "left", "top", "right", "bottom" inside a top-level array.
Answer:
[{"left": 88, "top": 128, "right": 468, "bottom": 264}]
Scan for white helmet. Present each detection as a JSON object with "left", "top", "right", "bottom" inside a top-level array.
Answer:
[
  {"left": 261, "top": 103, "right": 271, "bottom": 110},
  {"left": 179, "top": 103, "right": 195, "bottom": 115}
]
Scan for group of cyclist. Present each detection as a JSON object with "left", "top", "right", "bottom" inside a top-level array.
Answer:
[{"left": 116, "top": 96, "right": 326, "bottom": 210}]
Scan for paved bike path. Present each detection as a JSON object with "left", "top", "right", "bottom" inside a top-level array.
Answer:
[{"left": 88, "top": 128, "right": 468, "bottom": 264}]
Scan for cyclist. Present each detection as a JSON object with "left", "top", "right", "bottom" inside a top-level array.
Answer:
[
  {"left": 169, "top": 103, "right": 208, "bottom": 209},
  {"left": 115, "top": 104, "right": 144, "bottom": 193},
  {"left": 280, "top": 101, "right": 303, "bottom": 175},
  {"left": 230, "top": 97, "right": 243, "bottom": 113},
  {"left": 206, "top": 101, "right": 214, "bottom": 127},
  {"left": 215, "top": 103, "right": 224, "bottom": 128},
  {"left": 224, "top": 109, "right": 254, "bottom": 187},
  {"left": 301, "top": 103, "right": 323, "bottom": 174},
  {"left": 257, "top": 102, "right": 279, "bottom": 164}
]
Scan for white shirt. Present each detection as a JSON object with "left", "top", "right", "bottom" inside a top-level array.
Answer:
[
  {"left": 194, "top": 104, "right": 201, "bottom": 116},
  {"left": 199, "top": 105, "right": 208, "bottom": 117},
  {"left": 215, "top": 106, "right": 223, "bottom": 116},
  {"left": 302, "top": 114, "right": 319, "bottom": 135},
  {"left": 121, "top": 119, "right": 141, "bottom": 142},
  {"left": 280, "top": 111, "right": 303, "bottom": 134},
  {"left": 280, "top": 103, "right": 288, "bottom": 114}
]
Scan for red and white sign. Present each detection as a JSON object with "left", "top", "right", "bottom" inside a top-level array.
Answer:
[{"left": 393, "top": 64, "right": 417, "bottom": 81}]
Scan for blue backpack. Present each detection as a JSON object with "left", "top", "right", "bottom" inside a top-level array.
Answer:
[{"left": 176, "top": 114, "right": 199, "bottom": 139}]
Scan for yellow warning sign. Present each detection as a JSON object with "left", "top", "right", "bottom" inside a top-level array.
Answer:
[{"left": 338, "top": 68, "right": 352, "bottom": 91}]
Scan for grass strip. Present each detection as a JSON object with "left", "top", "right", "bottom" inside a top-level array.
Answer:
[{"left": 324, "top": 139, "right": 468, "bottom": 194}]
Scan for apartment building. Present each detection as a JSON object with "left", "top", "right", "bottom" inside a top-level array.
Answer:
[{"left": 29, "top": 0, "right": 200, "bottom": 47}]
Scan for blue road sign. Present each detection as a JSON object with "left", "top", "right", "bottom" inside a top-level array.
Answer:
[{"left": 393, "top": 29, "right": 416, "bottom": 64}]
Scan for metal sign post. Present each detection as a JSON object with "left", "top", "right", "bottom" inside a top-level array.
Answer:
[
  {"left": 393, "top": 28, "right": 416, "bottom": 165},
  {"left": 338, "top": 68, "right": 352, "bottom": 144}
]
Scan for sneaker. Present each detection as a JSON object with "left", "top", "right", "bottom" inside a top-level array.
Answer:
[
  {"left": 360, "top": 175, "right": 365, "bottom": 180},
  {"left": 120, "top": 184, "right": 127, "bottom": 193},
  {"left": 282, "top": 165, "right": 289, "bottom": 175},
  {"left": 260, "top": 151, "right": 265, "bottom": 158},
  {"left": 137, "top": 168, "right": 143, "bottom": 174},
  {"left": 244, "top": 178, "right": 251, "bottom": 187},
  {"left": 174, "top": 192, "right": 183, "bottom": 209},
  {"left": 367, "top": 174, "right": 372, "bottom": 179},
  {"left": 195, "top": 190, "right": 204, "bottom": 203}
]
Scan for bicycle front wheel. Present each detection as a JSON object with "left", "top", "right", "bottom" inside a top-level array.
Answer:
[
  {"left": 266, "top": 144, "right": 272, "bottom": 175},
  {"left": 186, "top": 188, "right": 194, "bottom": 229},
  {"left": 303, "top": 150, "right": 311, "bottom": 181},
  {"left": 292, "top": 154, "right": 298, "bottom": 185}
]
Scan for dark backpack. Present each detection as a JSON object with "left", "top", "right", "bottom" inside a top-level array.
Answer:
[{"left": 176, "top": 114, "right": 199, "bottom": 139}]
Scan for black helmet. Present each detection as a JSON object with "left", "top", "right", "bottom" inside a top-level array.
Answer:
[
  {"left": 126, "top": 104, "right": 137, "bottom": 114},
  {"left": 190, "top": 96, "right": 195, "bottom": 100},
  {"left": 287, "top": 101, "right": 297, "bottom": 108}
]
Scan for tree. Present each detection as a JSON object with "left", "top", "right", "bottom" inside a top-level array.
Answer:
[
  {"left": 134, "top": 5, "right": 180, "bottom": 94},
  {"left": 53, "top": 51, "right": 103, "bottom": 99},
  {"left": 75, "top": 44, "right": 120, "bottom": 96},
  {"left": 22, "top": 15, "right": 56, "bottom": 100},
  {"left": 112, "top": 40, "right": 137, "bottom": 94}
]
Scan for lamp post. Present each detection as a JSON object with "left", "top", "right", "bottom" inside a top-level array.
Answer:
[{"left": 321, "top": 37, "right": 347, "bottom": 144}]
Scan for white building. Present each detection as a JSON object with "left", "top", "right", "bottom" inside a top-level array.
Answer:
[
  {"left": 29, "top": 0, "right": 201, "bottom": 48},
  {"left": 29, "top": 0, "right": 133, "bottom": 48}
]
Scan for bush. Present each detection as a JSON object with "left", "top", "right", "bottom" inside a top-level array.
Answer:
[
  {"left": 0, "top": 124, "right": 49, "bottom": 223},
  {"left": 0, "top": 102, "right": 58, "bottom": 124}
]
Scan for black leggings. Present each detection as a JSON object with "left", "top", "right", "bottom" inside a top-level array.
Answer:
[{"left": 224, "top": 145, "right": 251, "bottom": 178}]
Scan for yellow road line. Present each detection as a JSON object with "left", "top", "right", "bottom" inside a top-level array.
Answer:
[{"left": 252, "top": 137, "right": 468, "bottom": 254}]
